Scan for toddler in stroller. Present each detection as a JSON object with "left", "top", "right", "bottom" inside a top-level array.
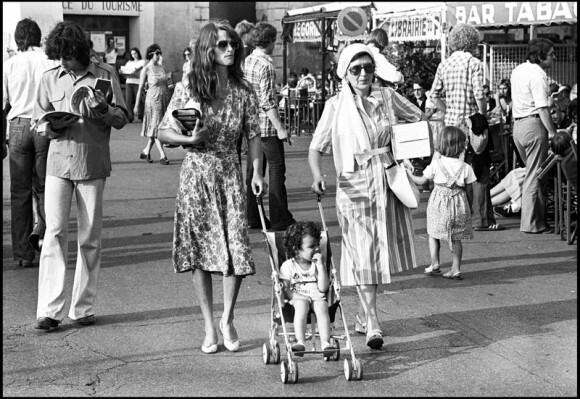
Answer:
[
  {"left": 279, "top": 221, "right": 336, "bottom": 358},
  {"left": 259, "top": 195, "right": 363, "bottom": 383}
]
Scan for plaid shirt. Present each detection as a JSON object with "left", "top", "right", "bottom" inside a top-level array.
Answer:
[
  {"left": 244, "top": 49, "right": 278, "bottom": 137},
  {"left": 430, "top": 51, "right": 484, "bottom": 126}
]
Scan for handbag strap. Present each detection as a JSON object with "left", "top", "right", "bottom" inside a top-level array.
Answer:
[{"left": 462, "top": 56, "right": 472, "bottom": 121}]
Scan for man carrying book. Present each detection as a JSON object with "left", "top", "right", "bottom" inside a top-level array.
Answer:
[
  {"left": 31, "top": 21, "right": 128, "bottom": 331},
  {"left": 3, "top": 18, "right": 59, "bottom": 268}
]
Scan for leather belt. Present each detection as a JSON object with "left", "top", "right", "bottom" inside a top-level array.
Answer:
[{"left": 514, "top": 114, "right": 539, "bottom": 121}]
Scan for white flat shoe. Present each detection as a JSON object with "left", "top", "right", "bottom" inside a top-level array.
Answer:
[
  {"left": 201, "top": 329, "right": 218, "bottom": 354},
  {"left": 201, "top": 342, "right": 218, "bottom": 354},
  {"left": 219, "top": 319, "right": 240, "bottom": 352}
]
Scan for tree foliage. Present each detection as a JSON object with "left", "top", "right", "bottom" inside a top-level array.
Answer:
[{"left": 384, "top": 41, "right": 441, "bottom": 99}]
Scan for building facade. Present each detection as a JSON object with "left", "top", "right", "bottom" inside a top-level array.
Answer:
[{"left": 3, "top": 1, "right": 324, "bottom": 84}]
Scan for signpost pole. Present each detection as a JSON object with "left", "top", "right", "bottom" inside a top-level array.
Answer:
[
  {"left": 320, "top": 16, "right": 326, "bottom": 104},
  {"left": 283, "top": 34, "right": 287, "bottom": 85}
]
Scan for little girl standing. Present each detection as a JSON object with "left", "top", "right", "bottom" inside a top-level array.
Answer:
[
  {"left": 408, "top": 126, "right": 476, "bottom": 280},
  {"left": 279, "top": 221, "right": 336, "bottom": 357}
]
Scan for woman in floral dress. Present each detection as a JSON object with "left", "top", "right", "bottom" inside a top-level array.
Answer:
[
  {"left": 158, "top": 21, "right": 266, "bottom": 354},
  {"left": 135, "top": 43, "right": 170, "bottom": 164}
]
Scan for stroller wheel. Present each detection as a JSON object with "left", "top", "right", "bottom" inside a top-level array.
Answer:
[
  {"left": 290, "top": 361, "right": 299, "bottom": 384},
  {"left": 344, "top": 359, "right": 353, "bottom": 381},
  {"left": 280, "top": 360, "right": 290, "bottom": 384},
  {"left": 272, "top": 342, "right": 281, "bottom": 364},
  {"left": 262, "top": 343, "right": 271, "bottom": 364},
  {"left": 354, "top": 358, "right": 363, "bottom": 380}
]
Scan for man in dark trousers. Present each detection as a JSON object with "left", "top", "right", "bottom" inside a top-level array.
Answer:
[
  {"left": 3, "top": 18, "right": 59, "bottom": 267},
  {"left": 244, "top": 22, "right": 295, "bottom": 231}
]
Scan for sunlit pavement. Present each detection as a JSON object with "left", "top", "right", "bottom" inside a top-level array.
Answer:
[{"left": 3, "top": 122, "right": 576, "bottom": 396}]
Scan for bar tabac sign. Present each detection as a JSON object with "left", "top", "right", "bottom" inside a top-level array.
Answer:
[
  {"left": 448, "top": 2, "right": 577, "bottom": 27},
  {"left": 62, "top": 2, "right": 143, "bottom": 16}
]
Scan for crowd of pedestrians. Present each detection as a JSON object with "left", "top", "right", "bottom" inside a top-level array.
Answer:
[{"left": 2, "top": 14, "right": 576, "bottom": 364}]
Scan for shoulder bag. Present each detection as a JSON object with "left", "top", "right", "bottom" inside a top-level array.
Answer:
[{"left": 457, "top": 57, "right": 488, "bottom": 155}]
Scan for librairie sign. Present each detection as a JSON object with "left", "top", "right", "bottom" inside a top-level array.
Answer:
[
  {"left": 448, "top": 2, "right": 577, "bottom": 27},
  {"left": 386, "top": 12, "right": 442, "bottom": 42},
  {"left": 62, "top": 2, "right": 143, "bottom": 16}
]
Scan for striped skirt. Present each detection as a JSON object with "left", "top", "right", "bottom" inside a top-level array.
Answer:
[{"left": 335, "top": 155, "right": 418, "bottom": 286}]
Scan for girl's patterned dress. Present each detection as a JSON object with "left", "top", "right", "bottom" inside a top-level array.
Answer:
[
  {"left": 141, "top": 65, "right": 170, "bottom": 138},
  {"left": 158, "top": 81, "right": 260, "bottom": 276},
  {"left": 426, "top": 159, "right": 474, "bottom": 251}
]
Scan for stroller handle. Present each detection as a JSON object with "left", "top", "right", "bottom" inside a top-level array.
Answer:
[
  {"left": 256, "top": 195, "right": 268, "bottom": 232},
  {"left": 316, "top": 194, "right": 328, "bottom": 231}
]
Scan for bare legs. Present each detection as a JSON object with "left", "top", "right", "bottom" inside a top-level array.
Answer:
[
  {"left": 356, "top": 285, "right": 380, "bottom": 334},
  {"left": 191, "top": 269, "right": 243, "bottom": 348},
  {"left": 450, "top": 240, "right": 462, "bottom": 274},
  {"left": 293, "top": 299, "right": 331, "bottom": 345},
  {"left": 428, "top": 235, "right": 441, "bottom": 268},
  {"left": 142, "top": 137, "right": 166, "bottom": 160},
  {"left": 191, "top": 269, "right": 218, "bottom": 347},
  {"left": 428, "top": 236, "right": 463, "bottom": 274}
]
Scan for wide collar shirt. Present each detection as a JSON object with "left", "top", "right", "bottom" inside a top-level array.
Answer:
[
  {"left": 32, "top": 61, "right": 128, "bottom": 180},
  {"left": 510, "top": 61, "right": 549, "bottom": 119},
  {"left": 430, "top": 51, "right": 484, "bottom": 126},
  {"left": 3, "top": 47, "right": 59, "bottom": 124},
  {"left": 244, "top": 49, "right": 278, "bottom": 137}
]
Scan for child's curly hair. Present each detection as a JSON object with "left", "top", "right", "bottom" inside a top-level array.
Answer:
[{"left": 283, "top": 221, "right": 321, "bottom": 260}]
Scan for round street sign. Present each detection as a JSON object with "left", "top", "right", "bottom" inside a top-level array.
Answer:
[{"left": 337, "top": 7, "right": 368, "bottom": 37}]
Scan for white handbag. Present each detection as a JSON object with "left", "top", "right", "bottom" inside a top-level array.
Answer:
[{"left": 385, "top": 161, "right": 420, "bottom": 209}]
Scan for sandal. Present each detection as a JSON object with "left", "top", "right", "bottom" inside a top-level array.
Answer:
[
  {"left": 424, "top": 264, "right": 441, "bottom": 275},
  {"left": 366, "top": 330, "right": 384, "bottom": 349},
  {"left": 474, "top": 224, "right": 505, "bottom": 231},
  {"left": 354, "top": 314, "right": 366, "bottom": 335},
  {"left": 442, "top": 271, "right": 463, "bottom": 280}
]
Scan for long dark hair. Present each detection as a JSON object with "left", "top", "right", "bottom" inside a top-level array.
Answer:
[
  {"left": 188, "top": 21, "right": 244, "bottom": 104},
  {"left": 130, "top": 47, "right": 142, "bottom": 60}
]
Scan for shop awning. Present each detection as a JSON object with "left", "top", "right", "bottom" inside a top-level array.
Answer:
[{"left": 447, "top": 2, "right": 577, "bottom": 28}]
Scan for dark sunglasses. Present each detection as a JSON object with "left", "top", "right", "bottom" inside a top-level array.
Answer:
[
  {"left": 149, "top": 50, "right": 162, "bottom": 56},
  {"left": 216, "top": 40, "right": 239, "bottom": 51},
  {"left": 348, "top": 63, "right": 375, "bottom": 76}
]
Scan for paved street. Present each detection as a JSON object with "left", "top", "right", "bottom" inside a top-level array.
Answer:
[{"left": 2, "top": 122, "right": 577, "bottom": 396}]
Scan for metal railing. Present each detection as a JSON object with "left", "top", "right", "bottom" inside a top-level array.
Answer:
[{"left": 489, "top": 44, "right": 577, "bottom": 90}]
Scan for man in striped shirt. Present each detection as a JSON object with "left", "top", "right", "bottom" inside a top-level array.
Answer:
[{"left": 244, "top": 22, "right": 295, "bottom": 231}]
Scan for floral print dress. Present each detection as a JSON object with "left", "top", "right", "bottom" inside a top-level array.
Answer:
[
  {"left": 141, "top": 65, "right": 170, "bottom": 138},
  {"left": 158, "top": 81, "right": 260, "bottom": 275}
]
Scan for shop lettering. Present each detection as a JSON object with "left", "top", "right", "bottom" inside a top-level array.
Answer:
[
  {"left": 387, "top": 15, "right": 441, "bottom": 41},
  {"left": 293, "top": 21, "right": 322, "bottom": 42},
  {"left": 62, "top": 1, "right": 143, "bottom": 14},
  {"left": 454, "top": 2, "right": 577, "bottom": 25}
]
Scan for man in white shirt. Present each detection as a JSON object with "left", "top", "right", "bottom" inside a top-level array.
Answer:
[
  {"left": 510, "top": 38, "right": 558, "bottom": 234},
  {"left": 3, "top": 18, "right": 59, "bottom": 267}
]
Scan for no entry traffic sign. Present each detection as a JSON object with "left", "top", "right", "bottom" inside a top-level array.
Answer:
[{"left": 337, "top": 7, "right": 368, "bottom": 37}]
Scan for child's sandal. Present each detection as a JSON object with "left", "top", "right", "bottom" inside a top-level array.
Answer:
[
  {"left": 442, "top": 271, "right": 462, "bottom": 280},
  {"left": 424, "top": 264, "right": 441, "bottom": 275}
]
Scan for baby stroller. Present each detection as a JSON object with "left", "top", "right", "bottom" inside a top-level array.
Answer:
[{"left": 257, "top": 195, "right": 363, "bottom": 384}]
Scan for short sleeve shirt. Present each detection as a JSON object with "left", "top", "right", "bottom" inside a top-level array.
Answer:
[
  {"left": 279, "top": 259, "right": 326, "bottom": 301},
  {"left": 510, "top": 61, "right": 550, "bottom": 119},
  {"left": 423, "top": 156, "right": 477, "bottom": 186}
]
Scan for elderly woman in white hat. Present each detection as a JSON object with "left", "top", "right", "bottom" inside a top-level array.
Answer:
[{"left": 308, "top": 43, "right": 426, "bottom": 349}]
